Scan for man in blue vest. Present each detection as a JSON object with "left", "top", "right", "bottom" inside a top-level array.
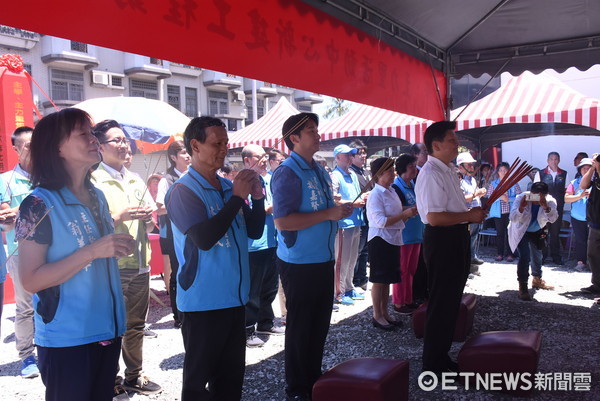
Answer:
[
  {"left": 1, "top": 126, "right": 39, "bottom": 378},
  {"left": 242, "top": 144, "right": 284, "bottom": 348},
  {"left": 272, "top": 113, "right": 353, "bottom": 401},
  {"left": 166, "top": 116, "right": 265, "bottom": 401},
  {"left": 331, "top": 144, "right": 366, "bottom": 305},
  {"left": 534, "top": 151, "right": 568, "bottom": 265}
]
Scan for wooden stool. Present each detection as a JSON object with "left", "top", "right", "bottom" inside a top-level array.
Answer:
[
  {"left": 412, "top": 293, "right": 478, "bottom": 341},
  {"left": 458, "top": 330, "right": 542, "bottom": 396},
  {"left": 312, "top": 358, "right": 409, "bottom": 401}
]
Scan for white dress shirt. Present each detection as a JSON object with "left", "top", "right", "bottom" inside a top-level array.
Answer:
[
  {"left": 415, "top": 155, "right": 469, "bottom": 225},
  {"left": 366, "top": 183, "right": 405, "bottom": 246}
]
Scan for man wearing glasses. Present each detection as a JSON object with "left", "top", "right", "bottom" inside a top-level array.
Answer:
[
  {"left": 268, "top": 149, "right": 286, "bottom": 174},
  {"left": 91, "top": 120, "right": 161, "bottom": 396}
]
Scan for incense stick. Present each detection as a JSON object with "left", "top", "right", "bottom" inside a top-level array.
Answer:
[
  {"left": 484, "top": 158, "right": 533, "bottom": 209},
  {"left": 352, "top": 157, "right": 394, "bottom": 203}
]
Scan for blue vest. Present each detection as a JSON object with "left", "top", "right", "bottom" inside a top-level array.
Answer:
[
  {"left": 275, "top": 152, "right": 337, "bottom": 264},
  {"left": 569, "top": 177, "right": 588, "bottom": 221},
  {"left": 166, "top": 167, "right": 249, "bottom": 312},
  {"left": 393, "top": 176, "right": 423, "bottom": 244},
  {"left": 331, "top": 167, "right": 364, "bottom": 229},
  {"left": 488, "top": 178, "right": 519, "bottom": 218},
  {"left": 31, "top": 187, "right": 126, "bottom": 347},
  {"left": 248, "top": 174, "right": 277, "bottom": 252}
]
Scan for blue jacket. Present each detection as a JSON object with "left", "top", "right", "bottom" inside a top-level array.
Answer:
[
  {"left": 31, "top": 187, "right": 126, "bottom": 347},
  {"left": 331, "top": 166, "right": 364, "bottom": 229},
  {"left": 273, "top": 152, "right": 337, "bottom": 264},
  {"left": 166, "top": 168, "right": 250, "bottom": 312}
]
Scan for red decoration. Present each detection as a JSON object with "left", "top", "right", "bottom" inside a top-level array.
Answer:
[{"left": 0, "top": 54, "right": 25, "bottom": 73}]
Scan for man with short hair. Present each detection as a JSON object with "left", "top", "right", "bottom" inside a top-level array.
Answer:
[
  {"left": 268, "top": 149, "right": 286, "bottom": 174},
  {"left": 580, "top": 153, "right": 600, "bottom": 295},
  {"left": 415, "top": 121, "right": 486, "bottom": 374},
  {"left": 166, "top": 116, "right": 265, "bottom": 400},
  {"left": 411, "top": 143, "right": 428, "bottom": 174},
  {"left": 1, "top": 126, "right": 38, "bottom": 378},
  {"left": 349, "top": 139, "right": 371, "bottom": 291},
  {"left": 534, "top": 152, "right": 567, "bottom": 265},
  {"left": 91, "top": 120, "right": 161, "bottom": 396},
  {"left": 331, "top": 144, "right": 366, "bottom": 305},
  {"left": 457, "top": 152, "right": 487, "bottom": 269},
  {"left": 241, "top": 144, "right": 284, "bottom": 348},
  {"left": 272, "top": 113, "right": 352, "bottom": 401}
]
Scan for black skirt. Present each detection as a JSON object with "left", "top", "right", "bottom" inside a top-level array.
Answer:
[{"left": 368, "top": 236, "right": 401, "bottom": 284}]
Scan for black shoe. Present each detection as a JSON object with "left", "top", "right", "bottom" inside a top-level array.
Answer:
[
  {"left": 173, "top": 320, "right": 182, "bottom": 329},
  {"left": 388, "top": 319, "right": 404, "bottom": 328},
  {"left": 553, "top": 258, "right": 564, "bottom": 265},
  {"left": 471, "top": 257, "right": 484, "bottom": 265},
  {"left": 123, "top": 376, "right": 161, "bottom": 395},
  {"left": 581, "top": 284, "right": 600, "bottom": 294},
  {"left": 446, "top": 359, "right": 459, "bottom": 372},
  {"left": 372, "top": 319, "right": 396, "bottom": 331}
]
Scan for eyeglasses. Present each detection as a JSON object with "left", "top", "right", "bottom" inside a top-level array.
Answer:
[{"left": 102, "top": 137, "right": 129, "bottom": 146}]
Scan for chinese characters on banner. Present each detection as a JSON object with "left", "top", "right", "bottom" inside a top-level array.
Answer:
[
  {"left": 0, "top": 0, "right": 446, "bottom": 120},
  {"left": 0, "top": 54, "right": 34, "bottom": 172}
]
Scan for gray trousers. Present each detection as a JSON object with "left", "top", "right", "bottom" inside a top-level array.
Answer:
[
  {"left": 334, "top": 226, "right": 361, "bottom": 296},
  {"left": 7, "top": 256, "right": 36, "bottom": 361}
]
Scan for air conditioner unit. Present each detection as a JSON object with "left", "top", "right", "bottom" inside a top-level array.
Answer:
[
  {"left": 91, "top": 70, "right": 109, "bottom": 86},
  {"left": 232, "top": 90, "right": 245, "bottom": 102}
]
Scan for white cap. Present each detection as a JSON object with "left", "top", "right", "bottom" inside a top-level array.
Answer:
[
  {"left": 456, "top": 152, "right": 476, "bottom": 165},
  {"left": 577, "top": 157, "right": 593, "bottom": 168}
]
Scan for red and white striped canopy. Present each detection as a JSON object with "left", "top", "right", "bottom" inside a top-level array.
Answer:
[
  {"left": 452, "top": 71, "right": 600, "bottom": 131},
  {"left": 228, "top": 97, "right": 299, "bottom": 153},
  {"left": 319, "top": 104, "right": 432, "bottom": 144}
]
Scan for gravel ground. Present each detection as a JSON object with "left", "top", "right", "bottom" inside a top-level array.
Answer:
[{"left": 1, "top": 245, "right": 599, "bottom": 400}]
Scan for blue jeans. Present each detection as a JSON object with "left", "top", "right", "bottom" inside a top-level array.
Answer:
[
  {"left": 469, "top": 223, "right": 480, "bottom": 259},
  {"left": 516, "top": 234, "right": 543, "bottom": 282}
]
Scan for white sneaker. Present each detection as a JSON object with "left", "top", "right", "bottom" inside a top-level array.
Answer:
[
  {"left": 574, "top": 262, "right": 588, "bottom": 272},
  {"left": 353, "top": 286, "right": 366, "bottom": 295},
  {"left": 246, "top": 333, "right": 265, "bottom": 348}
]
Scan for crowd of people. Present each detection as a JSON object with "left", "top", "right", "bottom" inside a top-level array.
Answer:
[{"left": 0, "top": 110, "right": 599, "bottom": 401}]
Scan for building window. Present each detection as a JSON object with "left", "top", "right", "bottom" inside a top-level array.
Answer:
[
  {"left": 150, "top": 58, "right": 163, "bottom": 66},
  {"left": 298, "top": 104, "right": 312, "bottom": 112},
  {"left": 111, "top": 75, "right": 123, "bottom": 87},
  {"left": 167, "top": 85, "right": 181, "bottom": 110},
  {"left": 185, "top": 87, "right": 198, "bottom": 118},
  {"left": 50, "top": 69, "right": 84, "bottom": 101},
  {"left": 227, "top": 119, "right": 238, "bottom": 132},
  {"left": 208, "top": 90, "right": 229, "bottom": 115},
  {"left": 130, "top": 79, "right": 158, "bottom": 99},
  {"left": 70, "top": 41, "right": 88, "bottom": 53},
  {"left": 246, "top": 99, "right": 265, "bottom": 124},
  {"left": 24, "top": 64, "right": 32, "bottom": 75}
]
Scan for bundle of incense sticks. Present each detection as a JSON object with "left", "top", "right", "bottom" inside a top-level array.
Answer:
[
  {"left": 484, "top": 157, "right": 534, "bottom": 210},
  {"left": 352, "top": 157, "right": 395, "bottom": 203}
]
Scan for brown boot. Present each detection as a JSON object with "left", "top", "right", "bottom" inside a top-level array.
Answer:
[
  {"left": 518, "top": 281, "right": 532, "bottom": 301},
  {"left": 532, "top": 276, "right": 554, "bottom": 290}
]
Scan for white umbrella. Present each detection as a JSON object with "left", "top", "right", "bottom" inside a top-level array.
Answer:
[{"left": 73, "top": 96, "right": 191, "bottom": 151}]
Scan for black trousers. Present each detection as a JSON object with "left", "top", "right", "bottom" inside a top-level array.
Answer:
[
  {"left": 181, "top": 306, "right": 246, "bottom": 401},
  {"left": 246, "top": 247, "right": 278, "bottom": 331},
  {"left": 545, "top": 205, "right": 564, "bottom": 260},
  {"left": 494, "top": 213, "right": 513, "bottom": 257},
  {"left": 278, "top": 258, "right": 334, "bottom": 398},
  {"left": 161, "top": 235, "right": 182, "bottom": 324},
  {"left": 38, "top": 338, "right": 122, "bottom": 401},
  {"left": 422, "top": 224, "right": 470, "bottom": 372}
]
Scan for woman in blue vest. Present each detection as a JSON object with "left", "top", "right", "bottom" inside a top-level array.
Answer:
[
  {"left": 565, "top": 158, "right": 593, "bottom": 271},
  {"left": 487, "top": 162, "right": 521, "bottom": 262},
  {"left": 15, "top": 108, "right": 134, "bottom": 401}
]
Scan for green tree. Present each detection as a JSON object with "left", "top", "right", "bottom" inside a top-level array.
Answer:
[{"left": 323, "top": 97, "right": 351, "bottom": 119}]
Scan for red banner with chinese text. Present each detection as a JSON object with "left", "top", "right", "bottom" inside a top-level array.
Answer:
[
  {"left": 0, "top": 66, "right": 34, "bottom": 173},
  {"left": 0, "top": 0, "right": 446, "bottom": 121}
]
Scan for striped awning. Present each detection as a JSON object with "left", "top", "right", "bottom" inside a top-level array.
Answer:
[
  {"left": 452, "top": 71, "right": 600, "bottom": 131},
  {"left": 319, "top": 104, "right": 432, "bottom": 145},
  {"left": 228, "top": 97, "right": 299, "bottom": 153}
]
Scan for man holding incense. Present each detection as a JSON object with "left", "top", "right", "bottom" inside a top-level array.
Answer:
[
  {"left": 415, "top": 121, "right": 486, "bottom": 375},
  {"left": 272, "top": 112, "right": 352, "bottom": 401},
  {"left": 91, "top": 120, "right": 161, "bottom": 395}
]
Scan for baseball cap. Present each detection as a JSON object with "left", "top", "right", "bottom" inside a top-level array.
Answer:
[
  {"left": 456, "top": 152, "right": 476, "bottom": 165},
  {"left": 333, "top": 144, "right": 358, "bottom": 157}
]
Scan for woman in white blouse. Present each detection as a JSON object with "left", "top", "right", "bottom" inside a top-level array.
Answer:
[{"left": 367, "top": 157, "right": 418, "bottom": 331}]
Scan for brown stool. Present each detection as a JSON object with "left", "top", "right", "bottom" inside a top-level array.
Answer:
[
  {"left": 312, "top": 358, "right": 409, "bottom": 401},
  {"left": 412, "top": 293, "right": 478, "bottom": 341},
  {"left": 458, "top": 330, "right": 542, "bottom": 396}
]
